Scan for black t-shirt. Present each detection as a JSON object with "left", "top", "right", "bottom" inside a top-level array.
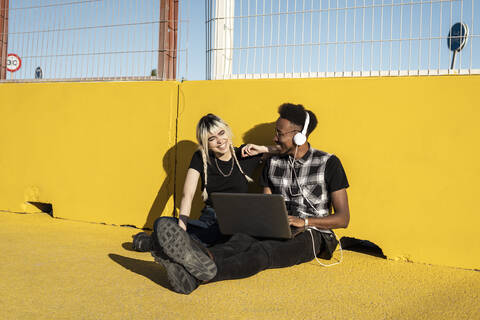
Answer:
[
  {"left": 189, "top": 146, "right": 263, "bottom": 206},
  {"left": 324, "top": 155, "right": 349, "bottom": 193}
]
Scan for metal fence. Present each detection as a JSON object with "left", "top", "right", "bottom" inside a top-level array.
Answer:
[
  {"left": 2, "top": 1, "right": 478, "bottom": 82},
  {"left": 206, "top": 0, "right": 479, "bottom": 80},
  {"left": 1, "top": 0, "right": 187, "bottom": 81}
]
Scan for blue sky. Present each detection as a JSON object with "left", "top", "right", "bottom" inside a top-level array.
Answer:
[
  {"left": 184, "top": 0, "right": 206, "bottom": 80},
  {"left": 4, "top": 0, "right": 478, "bottom": 80},
  {"left": 209, "top": 0, "right": 478, "bottom": 77},
  {"left": 5, "top": 0, "right": 206, "bottom": 80}
]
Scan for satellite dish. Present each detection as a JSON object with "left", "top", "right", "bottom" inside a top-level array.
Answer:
[{"left": 447, "top": 22, "right": 469, "bottom": 69}]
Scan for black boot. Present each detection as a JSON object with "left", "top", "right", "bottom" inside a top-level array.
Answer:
[
  {"left": 132, "top": 232, "right": 153, "bottom": 252},
  {"left": 151, "top": 250, "right": 200, "bottom": 294},
  {"left": 155, "top": 218, "right": 217, "bottom": 282}
]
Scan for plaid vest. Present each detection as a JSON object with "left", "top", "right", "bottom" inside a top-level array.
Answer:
[{"left": 266, "top": 148, "right": 332, "bottom": 218}]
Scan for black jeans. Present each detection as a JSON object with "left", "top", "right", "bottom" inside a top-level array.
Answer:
[
  {"left": 208, "top": 230, "right": 329, "bottom": 282},
  {"left": 152, "top": 206, "right": 229, "bottom": 248}
]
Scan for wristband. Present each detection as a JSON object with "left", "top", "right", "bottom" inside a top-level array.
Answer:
[{"left": 304, "top": 218, "right": 309, "bottom": 228}]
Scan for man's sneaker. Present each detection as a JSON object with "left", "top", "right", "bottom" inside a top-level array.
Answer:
[
  {"left": 151, "top": 250, "right": 199, "bottom": 294},
  {"left": 155, "top": 218, "right": 217, "bottom": 282},
  {"left": 132, "top": 232, "right": 153, "bottom": 252}
]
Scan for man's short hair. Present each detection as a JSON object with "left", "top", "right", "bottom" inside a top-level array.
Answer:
[{"left": 278, "top": 103, "right": 318, "bottom": 136}]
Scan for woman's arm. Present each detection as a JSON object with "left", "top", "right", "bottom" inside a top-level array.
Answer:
[{"left": 178, "top": 168, "right": 201, "bottom": 230}]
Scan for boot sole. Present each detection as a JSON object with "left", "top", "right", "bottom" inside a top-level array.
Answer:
[
  {"left": 151, "top": 251, "right": 198, "bottom": 294},
  {"left": 156, "top": 219, "right": 217, "bottom": 281}
]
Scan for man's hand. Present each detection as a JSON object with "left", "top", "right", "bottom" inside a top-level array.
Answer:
[
  {"left": 288, "top": 215, "right": 305, "bottom": 228},
  {"left": 241, "top": 144, "right": 268, "bottom": 157}
]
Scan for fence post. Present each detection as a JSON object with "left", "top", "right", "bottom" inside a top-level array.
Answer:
[
  {"left": 0, "top": 0, "right": 9, "bottom": 80},
  {"left": 158, "top": 0, "right": 179, "bottom": 80}
]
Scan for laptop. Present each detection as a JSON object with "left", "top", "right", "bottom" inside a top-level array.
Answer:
[{"left": 210, "top": 193, "right": 305, "bottom": 239}]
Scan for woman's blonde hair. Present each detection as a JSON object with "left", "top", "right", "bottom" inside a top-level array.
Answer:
[{"left": 196, "top": 114, "right": 253, "bottom": 201}]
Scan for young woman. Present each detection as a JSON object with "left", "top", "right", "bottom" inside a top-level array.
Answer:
[{"left": 133, "top": 113, "right": 275, "bottom": 250}]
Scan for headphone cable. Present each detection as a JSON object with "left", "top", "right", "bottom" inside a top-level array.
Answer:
[{"left": 307, "top": 228, "right": 343, "bottom": 267}]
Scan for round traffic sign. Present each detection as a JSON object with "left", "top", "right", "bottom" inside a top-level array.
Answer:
[
  {"left": 447, "top": 22, "right": 469, "bottom": 52},
  {"left": 7, "top": 54, "right": 22, "bottom": 72}
]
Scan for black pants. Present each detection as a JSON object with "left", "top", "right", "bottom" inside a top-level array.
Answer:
[
  {"left": 208, "top": 230, "right": 330, "bottom": 282},
  {"left": 152, "top": 206, "right": 229, "bottom": 248}
]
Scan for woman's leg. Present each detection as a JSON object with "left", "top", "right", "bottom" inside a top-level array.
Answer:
[
  {"left": 185, "top": 206, "right": 229, "bottom": 247},
  {"left": 151, "top": 216, "right": 178, "bottom": 251}
]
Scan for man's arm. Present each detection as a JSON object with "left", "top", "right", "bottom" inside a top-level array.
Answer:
[
  {"left": 288, "top": 188, "right": 350, "bottom": 229},
  {"left": 263, "top": 187, "right": 272, "bottom": 194}
]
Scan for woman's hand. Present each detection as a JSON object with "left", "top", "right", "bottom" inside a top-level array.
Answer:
[
  {"left": 179, "top": 215, "right": 188, "bottom": 231},
  {"left": 241, "top": 144, "right": 268, "bottom": 157}
]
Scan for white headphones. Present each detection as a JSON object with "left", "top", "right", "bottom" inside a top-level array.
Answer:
[{"left": 293, "top": 111, "right": 310, "bottom": 146}]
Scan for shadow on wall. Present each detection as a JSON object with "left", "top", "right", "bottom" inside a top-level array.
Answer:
[
  {"left": 143, "top": 140, "right": 199, "bottom": 229},
  {"left": 242, "top": 122, "right": 276, "bottom": 147},
  {"left": 142, "top": 122, "right": 277, "bottom": 230},
  {"left": 243, "top": 122, "right": 276, "bottom": 193}
]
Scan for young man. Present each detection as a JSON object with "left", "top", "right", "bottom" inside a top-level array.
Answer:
[{"left": 152, "top": 103, "right": 350, "bottom": 294}]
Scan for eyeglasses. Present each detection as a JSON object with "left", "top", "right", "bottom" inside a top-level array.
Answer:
[{"left": 274, "top": 128, "right": 299, "bottom": 138}]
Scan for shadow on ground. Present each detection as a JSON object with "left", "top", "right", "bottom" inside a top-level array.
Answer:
[
  {"left": 121, "top": 242, "right": 136, "bottom": 252},
  {"left": 340, "top": 237, "right": 386, "bottom": 258},
  {"left": 108, "top": 254, "right": 171, "bottom": 290}
]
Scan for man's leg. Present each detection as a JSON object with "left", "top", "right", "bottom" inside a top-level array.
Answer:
[
  {"left": 263, "top": 230, "right": 324, "bottom": 268},
  {"left": 152, "top": 219, "right": 327, "bottom": 292},
  {"left": 210, "top": 240, "right": 270, "bottom": 281},
  {"left": 208, "top": 233, "right": 258, "bottom": 261},
  {"left": 211, "top": 230, "right": 325, "bottom": 282}
]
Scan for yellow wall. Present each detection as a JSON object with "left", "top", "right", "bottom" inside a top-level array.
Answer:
[
  {"left": 1, "top": 76, "right": 479, "bottom": 269},
  {"left": 0, "top": 82, "right": 178, "bottom": 228},
  {"left": 178, "top": 76, "right": 480, "bottom": 270}
]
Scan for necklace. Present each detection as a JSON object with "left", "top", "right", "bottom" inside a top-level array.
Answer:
[{"left": 215, "top": 157, "right": 234, "bottom": 177}]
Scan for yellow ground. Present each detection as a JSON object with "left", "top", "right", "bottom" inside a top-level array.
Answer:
[{"left": 0, "top": 211, "right": 478, "bottom": 320}]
